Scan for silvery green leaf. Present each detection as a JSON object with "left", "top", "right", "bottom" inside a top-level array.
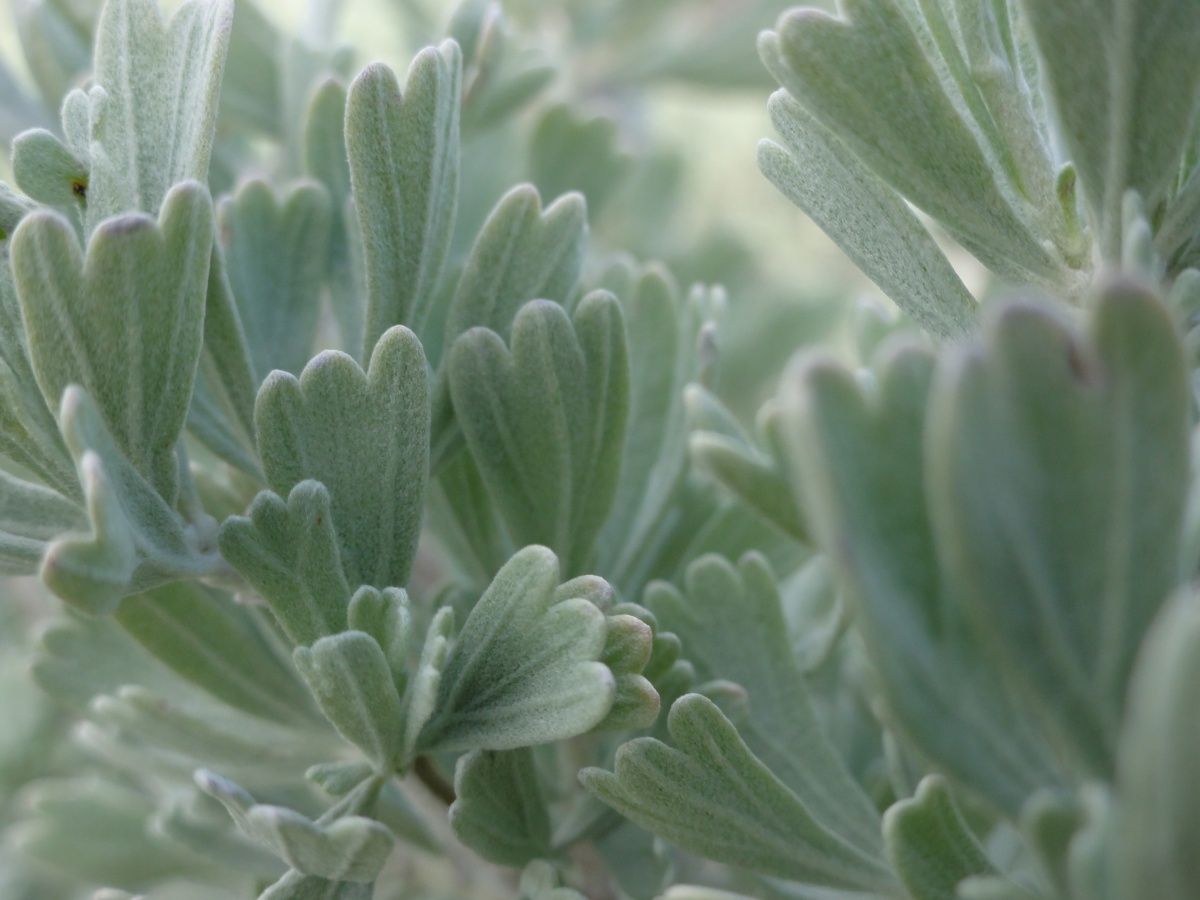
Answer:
[
  {"left": 255, "top": 326, "right": 429, "bottom": 590},
  {"left": 197, "top": 771, "right": 393, "bottom": 882},
  {"left": 219, "top": 481, "right": 352, "bottom": 647},
  {"left": 347, "top": 586, "right": 410, "bottom": 693},
  {"left": 114, "top": 581, "right": 318, "bottom": 725},
  {"left": 529, "top": 104, "right": 632, "bottom": 220},
  {"left": 687, "top": 386, "right": 806, "bottom": 542},
  {"left": 759, "top": 91, "right": 976, "bottom": 339},
  {"left": 593, "top": 612, "right": 659, "bottom": 732},
  {"left": 427, "top": 449, "right": 513, "bottom": 587},
  {"left": 417, "top": 545, "right": 614, "bottom": 753},
  {"left": 345, "top": 43, "right": 461, "bottom": 356},
  {"left": 0, "top": 183, "right": 38, "bottom": 238},
  {"left": 41, "top": 387, "right": 222, "bottom": 614},
  {"left": 882, "top": 775, "right": 997, "bottom": 900},
  {"left": 12, "top": 181, "right": 214, "bottom": 501},
  {"left": 219, "top": 179, "right": 332, "bottom": 381},
  {"left": 448, "top": 294, "right": 628, "bottom": 575},
  {"left": 308, "top": 762, "right": 375, "bottom": 797},
  {"left": 0, "top": 469, "right": 85, "bottom": 574},
  {"left": 595, "top": 267, "right": 706, "bottom": 587},
  {"left": 1019, "top": 0, "right": 1200, "bottom": 259},
  {"left": 644, "top": 554, "right": 883, "bottom": 855},
  {"left": 259, "top": 872, "right": 372, "bottom": 900},
  {"left": 430, "top": 183, "right": 586, "bottom": 467},
  {"left": 517, "top": 860, "right": 586, "bottom": 900},
  {"left": 88, "top": 685, "right": 313, "bottom": 768},
  {"left": 155, "top": 789, "right": 286, "bottom": 877},
  {"left": 759, "top": 0, "right": 1058, "bottom": 284},
  {"left": 187, "top": 244, "right": 261, "bottom": 477},
  {"left": 441, "top": 184, "right": 586, "bottom": 357},
  {"left": 219, "top": 0, "right": 283, "bottom": 135},
  {"left": 462, "top": 50, "right": 555, "bottom": 136},
  {"left": 1109, "top": 590, "right": 1200, "bottom": 899},
  {"left": 294, "top": 631, "right": 404, "bottom": 769},
  {"left": 11, "top": 128, "right": 88, "bottom": 213},
  {"left": 927, "top": 279, "right": 1189, "bottom": 778},
  {"left": 448, "top": 747, "right": 551, "bottom": 866},
  {"left": 1019, "top": 790, "right": 1082, "bottom": 898},
  {"left": 10, "top": 776, "right": 202, "bottom": 887},
  {"left": 581, "top": 694, "right": 898, "bottom": 893},
  {"left": 402, "top": 604, "right": 454, "bottom": 761},
  {"left": 785, "top": 341, "right": 1067, "bottom": 815},
  {"left": 86, "top": 0, "right": 233, "bottom": 227},
  {"left": 303, "top": 78, "right": 361, "bottom": 355}
]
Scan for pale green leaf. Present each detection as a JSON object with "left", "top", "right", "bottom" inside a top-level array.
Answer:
[
  {"left": 255, "top": 326, "right": 429, "bottom": 590},
  {"left": 41, "top": 387, "right": 222, "bottom": 614},
  {"left": 448, "top": 294, "right": 628, "bottom": 575},
  {"left": 114, "top": 580, "right": 317, "bottom": 726},
  {"left": 645, "top": 554, "right": 883, "bottom": 855},
  {"left": 86, "top": 0, "right": 233, "bottom": 227},
  {"left": 882, "top": 775, "right": 997, "bottom": 900},
  {"left": 294, "top": 631, "right": 404, "bottom": 769},
  {"left": 218, "top": 481, "right": 352, "bottom": 647},
  {"left": 927, "top": 279, "right": 1189, "bottom": 777},
  {"left": 760, "top": 0, "right": 1058, "bottom": 284},
  {"left": 402, "top": 605, "right": 453, "bottom": 761},
  {"left": 448, "top": 747, "right": 551, "bottom": 866},
  {"left": 346, "top": 43, "right": 461, "bottom": 356},
  {"left": 0, "top": 468, "right": 85, "bottom": 574},
  {"left": 347, "top": 586, "right": 410, "bottom": 694},
  {"left": 219, "top": 179, "right": 332, "bottom": 381},
  {"left": 197, "top": 771, "right": 393, "bottom": 882},
  {"left": 528, "top": 104, "right": 632, "bottom": 220},
  {"left": 417, "top": 545, "right": 614, "bottom": 752},
  {"left": 759, "top": 91, "right": 976, "bottom": 338},
  {"left": 11, "top": 127, "right": 88, "bottom": 211},
  {"left": 1110, "top": 590, "right": 1200, "bottom": 899},
  {"left": 581, "top": 694, "right": 898, "bottom": 893},
  {"left": 12, "top": 181, "right": 214, "bottom": 501},
  {"left": 1019, "top": 0, "right": 1200, "bottom": 258}
]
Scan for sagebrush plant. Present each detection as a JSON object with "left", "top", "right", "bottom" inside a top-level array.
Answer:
[{"left": 0, "top": 0, "right": 1198, "bottom": 897}]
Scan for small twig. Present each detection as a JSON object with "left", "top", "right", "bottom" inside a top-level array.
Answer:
[{"left": 414, "top": 755, "right": 457, "bottom": 805}]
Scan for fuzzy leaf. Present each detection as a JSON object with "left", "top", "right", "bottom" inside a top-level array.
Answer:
[
  {"left": 347, "top": 586, "right": 410, "bottom": 693},
  {"left": 441, "top": 184, "right": 586, "bottom": 356},
  {"left": 430, "top": 183, "right": 586, "bottom": 465},
  {"left": 12, "top": 182, "right": 214, "bottom": 501},
  {"left": 346, "top": 44, "right": 460, "bottom": 355},
  {"left": 403, "top": 605, "right": 454, "bottom": 761},
  {"left": 1108, "top": 590, "right": 1200, "bottom": 898},
  {"left": 448, "top": 747, "right": 551, "bottom": 866},
  {"left": 760, "top": 0, "right": 1057, "bottom": 283},
  {"left": 114, "top": 581, "right": 317, "bottom": 725},
  {"left": 187, "top": 243, "right": 261, "bottom": 475},
  {"left": 645, "top": 554, "right": 883, "bottom": 855},
  {"left": 219, "top": 179, "right": 332, "bottom": 381},
  {"left": 883, "top": 775, "right": 997, "bottom": 900},
  {"left": 760, "top": 92, "right": 976, "bottom": 338},
  {"left": 219, "top": 481, "right": 351, "bottom": 647},
  {"left": 197, "top": 771, "right": 393, "bottom": 882},
  {"left": 40, "top": 387, "right": 222, "bottom": 614},
  {"left": 448, "top": 294, "right": 629, "bottom": 575},
  {"left": 0, "top": 469, "right": 85, "bottom": 574},
  {"left": 594, "top": 613, "right": 659, "bottom": 732},
  {"left": 86, "top": 0, "right": 233, "bottom": 226},
  {"left": 581, "top": 694, "right": 898, "bottom": 893},
  {"left": 786, "top": 342, "right": 1067, "bottom": 815},
  {"left": 255, "top": 326, "right": 429, "bottom": 590},
  {"left": 529, "top": 104, "right": 632, "bottom": 219},
  {"left": 259, "top": 872, "right": 372, "bottom": 900},
  {"left": 1020, "top": 0, "right": 1200, "bottom": 258},
  {"left": 295, "top": 631, "right": 404, "bottom": 769},
  {"left": 304, "top": 78, "right": 360, "bottom": 355},
  {"left": 11, "top": 127, "right": 88, "bottom": 211},
  {"left": 417, "top": 545, "right": 614, "bottom": 752},
  {"left": 927, "top": 280, "right": 1189, "bottom": 778}
]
